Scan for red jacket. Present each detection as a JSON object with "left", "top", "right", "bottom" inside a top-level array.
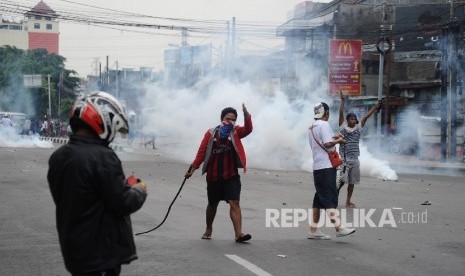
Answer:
[{"left": 191, "top": 115, "right": 253, "bottom": 174}]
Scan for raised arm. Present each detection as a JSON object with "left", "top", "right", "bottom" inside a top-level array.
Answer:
[
  {"left": 360, "top": 100, "right": 381, "bottom": 127},
  {"left": 339, "top": 92, "right": 345, "bottom": 127},
  {"left": 242, "top": 103, "right": 250, "bottom": 118},
  {"left": 236, "top": 103, "right": 253, "bottom": 138}
]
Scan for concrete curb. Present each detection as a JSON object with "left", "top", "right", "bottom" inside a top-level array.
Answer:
[{"left": 38, "top": 136, "right": 69, "bottom": 145}]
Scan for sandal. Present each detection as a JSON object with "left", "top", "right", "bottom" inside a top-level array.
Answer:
[
  {"left": 345, "top": 203, "right": 356, "bottom": 208},
  {"left": 235, "top": 234, "right": 252, "bottom": 243}
]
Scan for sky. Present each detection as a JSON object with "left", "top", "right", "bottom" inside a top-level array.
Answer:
[{"left": 2, "top": 0, "right": 331, "bottom": 77}]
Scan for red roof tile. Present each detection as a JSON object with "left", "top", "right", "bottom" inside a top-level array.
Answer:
[{"left": 27, "top": 1, "right": 56, "bottom": 16}]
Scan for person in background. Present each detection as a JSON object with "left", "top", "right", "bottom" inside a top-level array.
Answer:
[
  {"left": 1, "top": 114, "right": 13, "bottom": 128},
  {"left": 185, "top": 104, "right": 253, "bottom": 243},
  {"left": 32, "top": 118, "right": 41, "bottom": 134},
  {"left": 23, "top": 118, "right": 31, "bottom": 135},
  {"left": 339, "top": 92, "right": 381, "bottom": 208},
  {"left": 307, "top": 102, "right": 356, "bottom": 240},
  {"left": 127, "top": 111, "right": 137, "bottom": 146},
  {"left": 41, "top": 118, "right": 49, "bottom": 136},
  {"left": 47, "top": 91, "right": 147, "bottom": 276}
]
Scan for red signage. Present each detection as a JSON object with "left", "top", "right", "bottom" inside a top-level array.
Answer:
[{"left": 328, "top": 39, "right": 362, "bottom": 96}]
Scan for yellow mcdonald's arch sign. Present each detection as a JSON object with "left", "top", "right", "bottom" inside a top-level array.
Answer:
[{"left": 338, "top": 42, "right": 352, "bottom": 55}]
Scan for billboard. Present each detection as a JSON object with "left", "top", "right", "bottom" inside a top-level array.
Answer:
[
  {"left": 23, "top": 74, "right": 42, "bottom": 88},
  {"left": 328, "top": 39, "right": 362, "bottom": 96}
]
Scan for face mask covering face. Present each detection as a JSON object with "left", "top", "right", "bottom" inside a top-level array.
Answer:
[{"left": 219, "top": 120, "right": 235, "bottom": 138}]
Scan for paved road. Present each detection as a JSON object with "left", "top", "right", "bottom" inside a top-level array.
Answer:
[{"left": 0, "top": 146, "right": 464, "bottom": 276}]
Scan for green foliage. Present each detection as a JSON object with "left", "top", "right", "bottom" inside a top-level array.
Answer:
[
  {"left": 59, "top": 98, "right": 75, "bottom": 118},
  {"left": 0, "top": 46, "right": 80, "bottom": 119}
]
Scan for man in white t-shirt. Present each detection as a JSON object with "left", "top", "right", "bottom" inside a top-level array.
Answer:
[
  {"left": 41, "top": 120, "right": 49, "bottom": 136},
  {"left": 307, "top": 102, "right": 355, "bottom": 240}
]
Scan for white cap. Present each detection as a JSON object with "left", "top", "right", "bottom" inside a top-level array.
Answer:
[{"left": 313, "top": 102, "right": 327, "bottom": 119}]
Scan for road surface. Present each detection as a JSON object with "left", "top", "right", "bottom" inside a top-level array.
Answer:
[{"left": 0, "top": 146, "right": 464, "bottom": 276}]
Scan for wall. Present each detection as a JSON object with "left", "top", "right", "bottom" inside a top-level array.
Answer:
[{"left": 0, "top": 28, "right": 28, "bottom": 50}]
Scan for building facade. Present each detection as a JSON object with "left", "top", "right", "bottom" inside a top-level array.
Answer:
[
  {"left": 0, "top": 1, "right": 59, "bottom": 54},
  {"left": 278, "top": 0, "right": 464, "bottom": 160}
]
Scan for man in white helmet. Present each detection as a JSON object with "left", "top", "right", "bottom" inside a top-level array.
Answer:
[{"left": 47, "top": 92, "right": 148, "bottom": 276}]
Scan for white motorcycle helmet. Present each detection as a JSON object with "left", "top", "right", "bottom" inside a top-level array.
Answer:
[{"left": 70, "top": 91, "right": 129, "bottom": 143}]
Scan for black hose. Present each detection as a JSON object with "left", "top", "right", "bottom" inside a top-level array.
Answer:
[{"left": 135, "top": 177, "right": 187, "bottom": 236}]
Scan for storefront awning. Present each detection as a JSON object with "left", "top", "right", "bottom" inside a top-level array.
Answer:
[{"left": 390, "top": 80, "right": 441, "bottom": 89}]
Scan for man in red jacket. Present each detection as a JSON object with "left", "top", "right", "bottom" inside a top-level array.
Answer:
[{"left": 185, "top": 104, "right": 253, "bottom": 243}]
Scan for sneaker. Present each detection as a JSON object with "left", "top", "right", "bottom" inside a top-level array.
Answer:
[
  {"left": 307, "top": 230, "right": 331, "bottom": 240},
  {"left": 336, "top": 227, "right": 356, "bottom": 238}
]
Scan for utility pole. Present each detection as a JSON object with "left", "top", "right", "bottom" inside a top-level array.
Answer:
[
  {"left": 450, "top": 20, "right": 459, "bottom": 161},
  {"left": 231, "top": 17, "right": 236, "bottom": 64},
  {"left": 449, "top": 1, "right": 459, "bottom": 160},
  {"left": 181, "top": 27, "right": 188, "bottom": 47},
  {"left": 439, "top": 2, "right": 460, "bottom": 162},
  {"left": 376, "top": 1, "right": 387, "bottom": 138},
  {"left": 225, "top": 17, "right": 236, "bottom": 79},
  {"left": 47, "top": 74, "right": 51, "bottom": 118},
  {"left": 115, "top": 61, "right": 119, "bottom": 98},
  {"left": 376, "top": 49, "right": 384, "bottom": 138},
  {"left": 99, "top": 62, "right": 102, "bottom": 90},
  {"left": 440, "top": 26, "right": 448, "bottom": 161},
  {"left": 106, "top": 55, "right": 110, "bottom": 92},
  {"left": 58, "top": 71, "right": 63, "bottom": 119}
]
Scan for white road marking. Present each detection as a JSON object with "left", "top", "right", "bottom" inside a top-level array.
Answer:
[{"left": 225, "top": 254, "right": 273, "bottom": 276}]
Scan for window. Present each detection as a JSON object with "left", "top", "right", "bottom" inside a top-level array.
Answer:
[
  {"left": 46, "top": 24, "right": 52, "bottom": 30},
  {"left": 34, "top": 23, "right": 40, "bottom": 29},
  {"left": 35, "top": 16, "right": 41, "bottom": 20}
]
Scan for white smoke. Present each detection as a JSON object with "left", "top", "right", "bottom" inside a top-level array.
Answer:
[
  {"left": 0, "top": 128, "right": 53, "bottom": 148},
  {"left": 137, "top": 76, "right": 398, "bottom": 180},
  {"left": 359, "top": 143, "right": 398, "bottom": 180}
]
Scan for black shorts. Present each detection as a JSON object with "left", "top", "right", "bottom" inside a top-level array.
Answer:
[
  {"left": 207, "top": 175, "right": 241, "bottom": 205},
  {"left": 312, "top": 168, "right": 338, "bottom": 209}
]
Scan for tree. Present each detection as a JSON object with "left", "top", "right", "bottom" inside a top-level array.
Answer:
[{"left": 0, "top": 46, "right": 80, "bottom": 120}]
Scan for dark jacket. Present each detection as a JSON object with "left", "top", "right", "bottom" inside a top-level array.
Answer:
[{"left": 47, "top": 135, "right": 146, "bottom": 274}]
